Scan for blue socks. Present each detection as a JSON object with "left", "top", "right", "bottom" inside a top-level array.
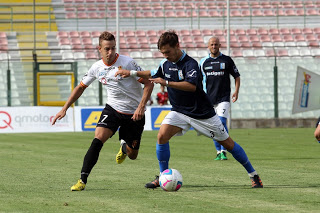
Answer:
[
  {"left": 156, "top": 142, "right": 170, "bottom": 173},
  {"left": 229, "top": 142, "right": 255, "bottom": 174},
  {"left": 213, "top": 116, "right": 228, "bottom": 152}
]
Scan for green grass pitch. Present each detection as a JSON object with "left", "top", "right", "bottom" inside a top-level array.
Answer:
[{"left": 0, "top": 128, "right": 319, "bottom": 213}]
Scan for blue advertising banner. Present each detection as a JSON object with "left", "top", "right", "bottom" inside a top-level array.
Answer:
[
  {"left": 81, "top": 108, "right": 103, "bottom": 131},
  {"left": 151, "top": 107, "right": 171, "bottom": 130}
]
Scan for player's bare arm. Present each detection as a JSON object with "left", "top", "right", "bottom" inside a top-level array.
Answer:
[
  {"left": 150, "top": 78, "right": 196, "bottom": 92},
  {"left": 132, "top": 78, "right": 154, "bottom": 121},
  {"left": 115, "top": 69, "right": 151, "bottom": 79},
  {"left": 232, "top": 77, "right": 240, "bottom": 103},
  {"left": 51, "top": 84, "right": 86, "bottom": 125}
]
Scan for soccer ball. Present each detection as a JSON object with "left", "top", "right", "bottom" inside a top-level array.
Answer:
[{"left": 159, "top": 169, "right": 183, "bottom": 192}]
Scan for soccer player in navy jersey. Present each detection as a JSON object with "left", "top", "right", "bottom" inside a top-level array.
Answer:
[
  {"left": 115, "top": 30, "right": 263, "bottom": 188},
  {"left": 199, "top": 37, "right": 240, "bottom": 161},
  {"left": 315, "top": 117, "right": 320, "bottom": 142}
]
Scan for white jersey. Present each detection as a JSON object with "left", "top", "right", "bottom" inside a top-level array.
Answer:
[{"left": 80, "top": 54, "right": 144, "bottom": 114}]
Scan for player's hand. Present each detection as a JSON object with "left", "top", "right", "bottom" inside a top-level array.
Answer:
[
  {"left": 150, "top": 78, "right": 166, "bottom": 86},
  {"left": 132, "top": 106, "right": 144, "bottom": 121},
  {"left": 115, "top": 68, "right": 130, "bottom": 78},
  {"left": 51, "top": 110, "right": 66, "bottom": 125},
  {"left": 232, "top": 92, "right": 238, "bottom": 103}
]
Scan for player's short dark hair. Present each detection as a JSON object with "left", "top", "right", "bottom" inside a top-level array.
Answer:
[
  {"left": 158, "top": 30, "right": 179, "bottom": 49},
  {"left": 99, "top": 31, "right": 115, "bottom": 46}
]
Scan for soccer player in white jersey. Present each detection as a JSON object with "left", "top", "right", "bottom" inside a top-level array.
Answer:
[
  {"left": 115, "top": 30, "right": 263, "bottom": 188},
  {"left": 52, "top": 31, "right": 153, "bottom": 191},
  {"left": 199, "top": 37, "right": 240, "bottom": 161}
]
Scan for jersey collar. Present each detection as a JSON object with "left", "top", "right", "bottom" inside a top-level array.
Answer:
[
  {"left": 173, "top": 50, "right": 186, "bottom": 64},
  {"left": 209, "top": 52, "right": 222, "bottom": 59}
]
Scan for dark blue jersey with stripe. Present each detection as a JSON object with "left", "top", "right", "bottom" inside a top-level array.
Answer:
[
  {"left": 151, "top": 51, "right": 215, "bottom": 119},
  {"left": 199, "top": 53, "right": 240, "bottom": 105}
]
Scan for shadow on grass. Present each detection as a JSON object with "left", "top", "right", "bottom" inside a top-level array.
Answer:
[{"left": 182, "top": 184, "right": 320, "bottom": 189}]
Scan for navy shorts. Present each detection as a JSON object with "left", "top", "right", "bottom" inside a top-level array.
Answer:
[{"left": 96, "top": 104, "right": 145, "bottom": 150}]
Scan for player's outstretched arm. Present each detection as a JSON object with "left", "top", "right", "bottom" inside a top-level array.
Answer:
[
  {"left": 150, "top": 78, "right": 196, "bottom": 92},
  {"left": 51, "top": 84, "right": 86, "bottom": 125},
  {"left": 115, "top": 69, "right": 152, "bottom": 79}
]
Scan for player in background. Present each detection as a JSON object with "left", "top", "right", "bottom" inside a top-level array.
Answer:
[
  {"left": 156, "top": 85, "right": 169, "bottom": 105},
  {"left": 315, "top": 117, "right": 320, "bottom": 142},
  {"left": 199, "top": 37, "right": 240, "bottom": 161},
  {"left": 115, "top": 30, "right": 263, "bottom": 188},
  {"left": 52, "top": 31, "right": 153, "bottom": 191}
]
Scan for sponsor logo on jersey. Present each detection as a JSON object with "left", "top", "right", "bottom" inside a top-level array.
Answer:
[
  {"left": 204, "top": 66, "right": 213, "bottom": 70},
  {"left": 187, "top": 69, "right": 197, "bottom": 78},
  {"left": 233, "top": 65, "right": 239, "bottom": 73},
  {"left": 207, "top": 71, "right": 224, "bottom": 76},
  {"left": 151, "top": 108, "right": 171, "bottom": 129},
  {"left": 81, "top": 108, "right": 103, "bottom": 131},
  {"left": 178, "top": 70, "right": 184, "bottom": 80},
  {"left": 169, "top": 67, "right": 178, "bottom": 71}
]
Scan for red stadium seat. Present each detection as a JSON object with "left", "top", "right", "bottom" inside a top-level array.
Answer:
[
  {"left": 213, "top": 29, "right": 224, "bottom": 36},
  {"left": 294, "top": 35, "right": 305, "bottom": 42},
  {"left": 86, "top": 52, "right": 98, "bottom": 59},
  {"left": 246, "top": 29, "right": 257, "bottom": 35},
  {"left": 260, "top": 35, "right": 271, "bottom": 42},
  {"left": 269, "top": 28, "right": 279, "bottom": 35},
  {"left": 59, "top": 38, "right": 71, "bottom": 45},
  {"left": 283, "top": 35, "right": 294, "bottom": 42},
  {"left": 257, "top": 28, "right": 268, "bottom": 35},
  {"left": 235, "top": 29, "right": 246, "bottom": 36},
  {"left": 146, "top": 30, "right": 157, "bottom": 37},
  {"left": 277, "top": 49, "right": 289, "bottom": 57},
  {"left": 280, "top": 28, "right": 291, "bottom": 35},
  {"left": 306, "top": 35, "right": 317, "bottom": 42},
  {"left": 71, "top": 38, "right": 82, "bottom": 45},
  {"left": 82, "top": 38, "right": 93, "bottom": 45},
  {"left": 249, "top": 35, "right": 260, "bottom": 42},
  {"left": 266, "top": 49, "right": 276, "bottom": 57},
  {"left": 66, "top": 12, "right": 77, "bottom": 19},
  {"left": 57, "top": 31, "right": 69, "bottom": 38},
  {"left": 191, "top": 29, "right": 202, "bottom": 36},
  {"left": 231, "top": 49, "right": 242, "bottom": 57},
  {"left": 80, "top": 31, "right": 91, "bottom": 38},
  {"left": 272, "top": 35, "right": 283, "bottom": 42},
  {"left": 291, "top": 28, "right": 302, "bottom": 34}
]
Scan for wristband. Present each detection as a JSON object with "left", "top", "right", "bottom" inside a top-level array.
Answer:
[
  {"left": 130, "top": 70, "right": 138, "bottom": 77},
  {"left": 165, "top": 80, "right": 169, "bottom": 86}
]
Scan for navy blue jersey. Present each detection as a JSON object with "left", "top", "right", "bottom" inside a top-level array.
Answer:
[
  {"left": 199, "top": 53, "right": 240, "bottom": 105},
  {"left": 151, "top": 51, "right": 215, "bottom": 119}
]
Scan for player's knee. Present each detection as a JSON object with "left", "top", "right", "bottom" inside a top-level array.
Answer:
[
  {"left": 127, "top": 149, "right": 138, "bottom": 160},
  {"left": 157, "top": 132, "right": 168, "bottom": 144}
]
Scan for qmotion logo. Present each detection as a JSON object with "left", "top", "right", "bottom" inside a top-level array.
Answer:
[
  {"left": 0, "top": 111, "right": 13, "bottom": 129},
  {"left": 15, "top": 114, "right": 69, "bottom": 127}
]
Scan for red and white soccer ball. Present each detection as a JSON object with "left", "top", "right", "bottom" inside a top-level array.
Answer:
[{"left": 159, "top": 169, "right": 183, "bottom": 192}]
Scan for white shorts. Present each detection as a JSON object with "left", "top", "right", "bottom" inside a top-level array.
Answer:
[
  {"left": 161, "top": 111, "right": 229, "bottom": 141},
  {"left": 213, "top": 101, "right": 230, "bottom": 118}
]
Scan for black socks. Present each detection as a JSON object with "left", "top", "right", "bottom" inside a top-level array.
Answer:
[{"left": 80, "top": 138, "right": 103, "bottom": 184}]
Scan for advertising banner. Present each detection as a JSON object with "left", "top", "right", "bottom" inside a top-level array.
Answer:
[
  {"left": 292, "top": 66, "right": 320, "bottom": 114},
  {"left": 0, "top": 106, "right": 74, "bottom": 133}
]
